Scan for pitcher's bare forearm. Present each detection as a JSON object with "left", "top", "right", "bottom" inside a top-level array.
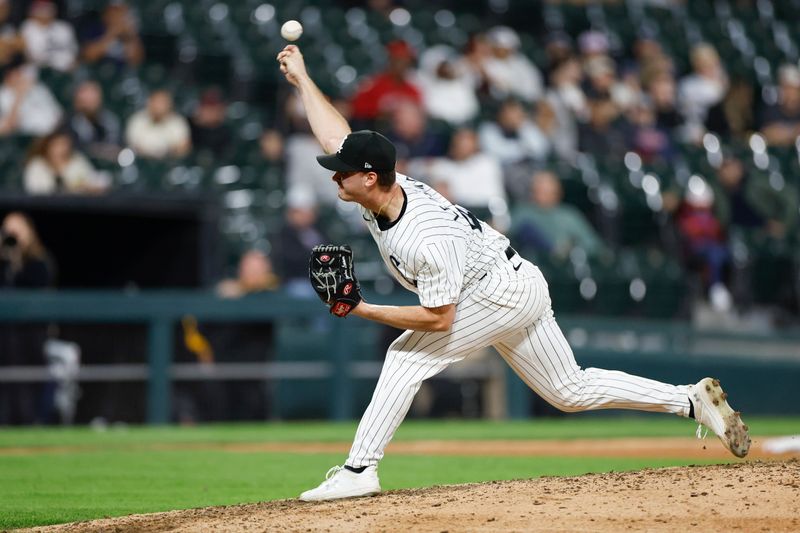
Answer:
[
  {"left": 349, "top": 301, "right": 455, "bottom": 332},
  {"left": 295, "top": 75, "right": 351, "bottom": 153},
  {"left": 277, "top": 45, "right": 350, "bottom": 153}
]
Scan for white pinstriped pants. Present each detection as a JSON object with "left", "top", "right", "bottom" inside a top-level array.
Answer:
[{"left": 347, "top": 257, "right": 691, "bottom": 467}]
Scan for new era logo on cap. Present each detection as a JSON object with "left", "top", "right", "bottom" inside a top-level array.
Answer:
[{"left": 317, "top": 130, "right": 396, "bottom": 173}]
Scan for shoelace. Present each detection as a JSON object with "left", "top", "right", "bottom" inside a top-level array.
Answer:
[
  {"left": 321, "top": 465, "right": 344, "bottom": 487},
  {"left": 695, "top": 424, "right": 708, "bottom": 440},
  {"left": 326, "top": 465, "right": 343, "bottom": 479}
]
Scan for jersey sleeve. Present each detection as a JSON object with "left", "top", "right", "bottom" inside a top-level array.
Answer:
[{"left": 416, "top": 239, "right": 466, "bottom": 308}]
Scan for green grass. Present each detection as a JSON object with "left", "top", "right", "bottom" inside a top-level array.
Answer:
[{"left": 1, "top": 417, "right": 798, "bottom": 530}]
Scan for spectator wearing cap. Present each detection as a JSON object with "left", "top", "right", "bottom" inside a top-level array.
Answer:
[
  {"left": 479, "top": 98, "right": 549, "bottom": 166},
  {"left": 426, "top": 127, "right": 506, "bottom": 211},
  {"left": 190, "top": 88, "right": 231, "bottom": 158},
  {"left": 0, "top": 0, "right": 23, "bottom": 67},
  {"left": 759, "top": 64, "right": 800, "bottom": 147},
  {"left": 678, "top": 43, "right": 728, "bottom": 139},
  {"left": 125, "top": 89, "right": 191, "bottom": 159},
  {"left": 578, "top": 30, "right": 610, "bottom": 63},
  {"left": 482, "top": 26, "right": 543, "bottom": 103},
  {"left": 350, "top": 40, "right": 422, "bottom": 127},
  {"left": 68, "top": 80, "right": 122, "bottom": 162},
  {"left": 20, "top": 0, "right": 77, "bottom": 72},
  {"left": 675, "top": 177, "right": 732, "bottom": 312},
  {"left": 0, "top": 55, "right": 62, "bottom": 136},
  {"left": 79, "top": 1, "right": 144, "bottom": 67},
  {"left": 417, "top": 45, "right": 478, "bottom": 127}
]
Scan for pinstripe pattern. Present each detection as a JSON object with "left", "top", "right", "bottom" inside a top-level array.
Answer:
[{"left": 345, "top": 178, "right": 692, "bottom": 468}]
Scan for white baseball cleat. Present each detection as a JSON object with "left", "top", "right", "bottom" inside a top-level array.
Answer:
[
  {"left": 689, "top": 377, "right": 751, "bottom": 458},
  {"left": 299, "top": 465, "right": 381, "bottom": 502}
]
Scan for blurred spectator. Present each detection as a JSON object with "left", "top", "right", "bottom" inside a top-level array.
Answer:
[
  {"left": 631, "top": 31, "right": 667, "bottom": 77},
  {"left": 483, "top": 26, "right": 543, "bottom": 103},
  {"left": 578, "top": 95, "right": 628, "bottom": 160},
  {"left": 705, "top": 79, "right": 754, "bottom": 140},
  {"left": 0, "top": 55, "right": 62, "bottom": 136},
  {"left": 678, "top": 43, "right": 728, "bottom": 137},
  {"left": 417, "top": 45, "right": 478, "bottom": 126},
  {"left": 646, "top": 69, "right": 683, "bottom": 132},
  {"left": 190, "top": 88, "right": 231, "bottom": 158},
  {"left": 713, "top": 153, "right": 798, "bottom": 239},
  {"left": 0, "top": 211, "right": 54, "bottom": 425},
  {"left": 78, "top": 1, "right": 143, "bottom": 67},
  {"left": 584, "top": 56, "right": 615, "bottom": 99},
  {"left": 20, "top": 0, "right": 77, "bottom": 72},
  {"left": 676, "top": 178, "right": 732, "bottom": 311},
  {"left": 512, "top": 170, "right": 605, "bottom": 258},
  {"left": 759, "top": 64, "right": 800, "bottom": 147},
  {"left": 125, "top": 89, "right": 191, "bottom": 159},
  {"left": 578, "top": 30, "right": 610, "bottom": 62},
  {"left": 479, "top": 98, "right": 549, "bottom": 165},
  {"left": 0, "top": 0, "right": 23, "bottom": 67},
  {"left": 24, "top": 129, "right": 107, "bottom": 194},
  {"left": 427, "top": 128, "right": 506, "bottom": 209},
  {"left": 457, "top": 32, "right": 492, "bottom": 102},
  {"left": 283, "top": 92, "right": 340, "bottom": 205},
  {"left": 0, "top": 211, "right": 53, "bottom": 288},
  {"left": 259, "top": 128, "right": 286, "bottom": 187},
  {"left": 544, "top": 56, "right": 586, "bottom": 161},
  {"left": 216, "top": 249, "right": 279, "bottom": 299},
  {"left": 386, "top": 100, "right": 447, "bottom": 166},
  {"left": 68, "top": 80, "right": 121, "bottom": 162},
  {"left": 627, "top": 97, "right": 673, "bottom": 163},
  {"left": 272, "top": 187, "right": 328, "bottom": 297},
  {"left": 350, "top": 40, "right": 422, "bottom": 125},
  {"left": 543, "top": 31, "right": 573, "bottom": 78}
]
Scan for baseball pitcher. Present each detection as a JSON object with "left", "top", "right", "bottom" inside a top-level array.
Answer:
[{"left": 277, "top": 45, "right": 750, "bottom": 502}]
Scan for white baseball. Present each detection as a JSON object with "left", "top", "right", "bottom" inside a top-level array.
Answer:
[{"left": 281, "top": 20, "right": 303, "bottom": 41}]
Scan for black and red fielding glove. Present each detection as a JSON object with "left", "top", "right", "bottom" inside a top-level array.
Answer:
[{"left": 308, "top": 244, "right": 363, "bottom": 317}]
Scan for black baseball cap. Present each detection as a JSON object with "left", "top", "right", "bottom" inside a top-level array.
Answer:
[{"left": 316, "top": 130, "right": 396, "bottom": 173}]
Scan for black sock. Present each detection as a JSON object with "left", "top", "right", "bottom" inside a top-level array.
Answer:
[
  {"left": 688, "top": 397, "right": 695, "bottom": 420},
  {"left": 345, "top": 465, "right": 367, "bottom": 474}
]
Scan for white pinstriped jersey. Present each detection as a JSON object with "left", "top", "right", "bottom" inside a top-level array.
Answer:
[{"left": 360, "top": 173, "right": 510, "bottom": 308}]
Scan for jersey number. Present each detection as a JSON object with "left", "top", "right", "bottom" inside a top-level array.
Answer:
[{"left": 453, "top": 206, "right": 482, "bottom": 232}]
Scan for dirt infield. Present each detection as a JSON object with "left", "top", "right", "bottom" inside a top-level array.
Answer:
[
  {"left": 27, "top": 460, "right": 799, "bottom": 532},
  {"left": 2, "top": 435, "right": 797, "bottom": 460}
]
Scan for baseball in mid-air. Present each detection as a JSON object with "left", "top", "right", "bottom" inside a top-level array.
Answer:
[{"left": 281, "top": 20, "right": 303, "bottom": 41}]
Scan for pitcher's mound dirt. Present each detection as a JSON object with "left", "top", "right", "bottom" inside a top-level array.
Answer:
[{"left": 30, "top": 460, "right": 799, "bottom": 532}]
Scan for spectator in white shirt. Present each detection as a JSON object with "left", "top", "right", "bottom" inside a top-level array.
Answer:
[
  {"left": 428, "top": 127, "right": 506, "bottom": 210},
  {"left": 24, "top": 130, "right": 107, "bottom": 194},
  {"left": 20, "top": 0, "right": 77, "bottom": 72},
  {"left": 479, "top": 98, "right": 549, "bottom": 165},
  {"left": 0, "top": 56, "right": 62, "bottom": 136},
  {"left": 125, "top": 89, "right": 191, "bottom": 159},
  {"left": 482, "top": 26, "right": 543, "bottom": 104},
  {"left": 678, "top": 43, "right": 728, "bottom": 138},
  {"left": 417, "top": 45, "right": 479, "bottom": 127}
]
